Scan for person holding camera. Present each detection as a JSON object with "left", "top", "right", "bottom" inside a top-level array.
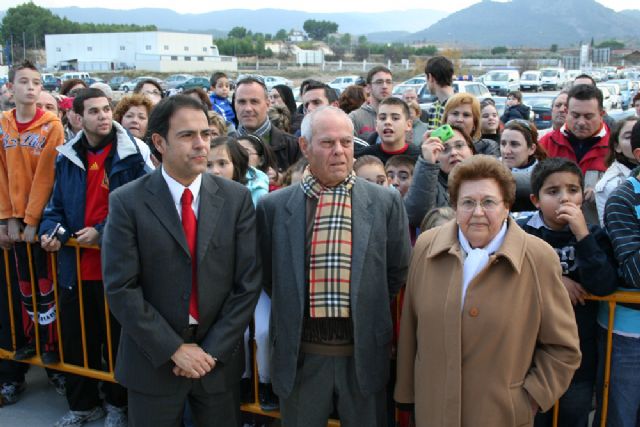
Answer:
[{"left": 39, "top": 88, "right": 148, "bottom": 427}]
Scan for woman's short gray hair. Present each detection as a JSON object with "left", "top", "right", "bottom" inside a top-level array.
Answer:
[{"left": 300, "top": 105, "right": 354, "bottom": 142}]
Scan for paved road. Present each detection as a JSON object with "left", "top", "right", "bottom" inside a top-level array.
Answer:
[{"left": 1, "top": 366, "right": 102, "bottom": 427}]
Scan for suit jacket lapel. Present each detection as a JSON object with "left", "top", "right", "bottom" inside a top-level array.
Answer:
[
  {"left": 350, "top": 180, "right": 372, "bottom": 311},
  {"left": 285, "top": 186, "right": 306, "bottom": 311},
  {"left": 144, "top": 169, "right": 190, "bottom": 256},
  {"left": 197, "top": 175, "right": 224, "bottom": 266}
]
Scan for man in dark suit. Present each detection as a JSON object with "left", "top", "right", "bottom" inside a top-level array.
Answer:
[
  {"left": 102, "top": 95, "right": 261, "bottom": 427},
  {"left": 234, "top": 76, "right": 300, "bottom": 172},
  {"left": 257, "top": 106, "right": 411, "bottom": 426}
]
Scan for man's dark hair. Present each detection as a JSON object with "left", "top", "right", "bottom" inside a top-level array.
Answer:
[
  {"left": 424, "top": 56, "right": 454, "bottom": 87},
  {"left": 507, "top": 91, "right": 522, "bottom": 103},
  {"left": 531, "top": 158, "right": 584, "bottom": 198},
  {"left": 147, "top": 95, "right": 208, "bottom": 142},
  {"left": 304, "top": 80, "right": 338, "bottom": 104},
  {"left": 379, "top": 97, "right": 410, "bottom": 120},
  {"left": 9, "top": 60, "right": 38, "bottom": 83},
  {"left": 72, "top": 88, "right": 108, "bottom": 116},
  {"left": 574, "top": 74, "right": 596, "bottom": 86},
  {"left": 631, "top": 120, "right": 640, "bottom": 153},
  {"left": 210, "top": 71, "right": 227, "bottom": 88},
  {"left": 366, "top": 65, "right": 392, "bottom": 85},
  {"left": 133, "top": 79, "right": 163, "bottom": 97},
  {"left": 568, "top": 84, "right": 603, "bottom": 111}
]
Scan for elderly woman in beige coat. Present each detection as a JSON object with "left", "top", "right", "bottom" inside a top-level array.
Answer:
[{"left": 395, "top": 155, "right": 581, "bottom": 427}]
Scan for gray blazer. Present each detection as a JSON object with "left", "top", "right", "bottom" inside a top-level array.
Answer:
[
  {"left": 102, "top": 169, "right": 261, "bottom": 396},
  {"left": 256, "top": 177, "right": 411, "bottom": 398}
]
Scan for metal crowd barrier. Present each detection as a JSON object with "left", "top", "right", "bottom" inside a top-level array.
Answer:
[
  {"left": 0, "top": 240, "right": 340, "bottom": 425},
  {"left": 1, "top": 240, "right": 637, "bottom": 426}
]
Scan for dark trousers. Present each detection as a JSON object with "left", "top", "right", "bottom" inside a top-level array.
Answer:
[
  {"left": 0, "top": 247, "right": 28, "bottom": 382},
  {"left": 128, "top": 381, "right": 241, "bottom": 427},
  {"left": 534, "top": 379, "right": 593, "bottom": 427},
  {"left": 280, "top": 353, "right": 387, "bottom": 427},
  {"left": 59, "top": 281, "right": 126, "bottom": 410},
  {"left": 13, "top": 242, "right": 57, "bottom": 353}
]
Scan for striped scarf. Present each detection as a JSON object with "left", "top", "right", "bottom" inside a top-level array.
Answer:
[
  {"left": 237, "top": 118, "right": 271, "bottom": 139},
  {"left": 301, "top": 170, "right": 356, "bottom": 318}
]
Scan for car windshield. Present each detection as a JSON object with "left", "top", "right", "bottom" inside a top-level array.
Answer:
[
  {"left": 523, "top": 74, "right": 537, "bottom": 81},
  {"left": 525, "top": 97, "right": 553, "bottom": 108},
  {"left": 488, "top": 73, "right": 508, "bottom": 81},
  {"left": 541, "top": 70, "right": 558, "bottom": 77}
]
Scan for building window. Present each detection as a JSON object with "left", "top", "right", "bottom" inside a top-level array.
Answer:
[
  {"left": 171, "top": 56, "right": 178, "bottom": 61},
  {"left": 197, "top": 56, "right": 204, "bottom": 61},
  {"left": 184, "top": 46, "right": 189, "bottom": 51},
  {"left": 184, "top": 56, "right": 191, "bottom": 61},
  {"left": 202, "top": 47, "right": 207, "bottom": 52},
  {"left": 56, "top": 47, "right": 61, "bottom": 52},
  {"left": 87, "top": 46, "right": 93, "bottom": 51},
  {"left": 146, "top": 45, "right": 152, "bottom": 50},
  {"left": 120, "top": 46, "right": 125, "bottom": 51},
  {"left": 164, "top": 45, "right": 169, "bottom": 50}
]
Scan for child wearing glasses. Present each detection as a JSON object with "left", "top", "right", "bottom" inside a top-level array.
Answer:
[{"left": 517, "top": 157, "right": 617, "bottom": 427}]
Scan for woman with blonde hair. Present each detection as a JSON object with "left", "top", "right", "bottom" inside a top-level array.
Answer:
[{"left": 442, "top": 92, "right": 499, "bottom": 157}]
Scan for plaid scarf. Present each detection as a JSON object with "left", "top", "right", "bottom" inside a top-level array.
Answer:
[
  {"left": 237, "top": 118, "right": 271, "bottom": 139},
  {"left": 301, "top": 170, "right": 356, "bottom": 318}
]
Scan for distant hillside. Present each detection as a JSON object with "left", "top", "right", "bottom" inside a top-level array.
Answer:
[
  {"left": 408, "top": 0, "right": 640, "bottom": 47},
  {"left": 41, "top": 7, "right": 447, "bottom": 36},
  {"left": 364, "top": 31, "right": 413, "bottom": 44}
]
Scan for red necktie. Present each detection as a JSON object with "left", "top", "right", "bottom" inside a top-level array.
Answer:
[{"left": 181, "top": 188, "right": 199, "bottom": 322}]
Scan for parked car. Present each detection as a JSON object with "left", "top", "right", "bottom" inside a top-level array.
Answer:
[
  {"left": 60, "top": 72, "right": 91, "bottom": 82},
  {"left": 328, "top": 75, "right": 361, "bottom": 94},
  {"left": 520, "top": 71, "right": 542, "bottom": 92},
  {"left": 484, "top": 69, "right": 520, "bottom": 96},
  {"left": 607, "top": 79, "right": 634, "bottom": 110},
  {"left": 166, "top": 74, "right": 195, "bottom": 90},
  {"left": 598, "top": 83, "right": 622, "bottom": 110},
  {"left": 108, "top": 76, "right": 129, "bottom": 91},
  {"left": 176, "top": 76, "right": 210, "bottom": 92},
  {"left": 119, "top": 76, "right": 165, "bottom": 93},
  {"left": 42, "top": 73, "right": 61, "bottom": 92},
  {"left": 539, "top": 67, "right": 566, "bottom": 91},
  {"left": 522, "top": 94, "right": 556, "bottom": 130},
  {"left": 263, "top": 75, "right": 293, "bottom": 90},
  {"left": 85, "top": 77, "right": 105, "bottom": 86},
  {"left": 598, "top": 85, "right": 615, "bottom": 111}
]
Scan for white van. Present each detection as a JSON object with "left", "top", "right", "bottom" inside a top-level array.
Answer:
[
  {"left": 60, "top": 72, "right": 91, "bottom": 82},
  {"left": 520, "top": 71, "right": 542, "bottom": 92},
  {"left": 539, "top": 68, "right": 566, "bottom": 90},
  {"left": 484, "top": 70, "right": 520, "bottom": 96}
]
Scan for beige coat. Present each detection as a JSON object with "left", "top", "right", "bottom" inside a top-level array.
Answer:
[{"left": 395, "top": 218, "right": 581, "bottom": 427}]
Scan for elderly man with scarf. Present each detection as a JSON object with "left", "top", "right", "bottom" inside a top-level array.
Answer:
[
  {"left": 234, "top": 76, "right": 300, "bottom": 172},
  {"left": 256, "top": 106, "right": 411, "bottom": 427}
]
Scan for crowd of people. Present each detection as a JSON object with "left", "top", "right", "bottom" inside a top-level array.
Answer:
[{"left": 0, "top": 55, "right": 639, "bottom": 427}]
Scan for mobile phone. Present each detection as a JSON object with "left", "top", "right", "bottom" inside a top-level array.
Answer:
[
  {"left": 50, "top": 223, "right": 66, "bottom": 240},
  {"left": 431, "top": 124, "right": 455, "bottom": 143}
]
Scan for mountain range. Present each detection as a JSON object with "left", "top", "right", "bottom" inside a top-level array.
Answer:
[{"left": 1, "top": 1, "right": 639, "bottom": 47}]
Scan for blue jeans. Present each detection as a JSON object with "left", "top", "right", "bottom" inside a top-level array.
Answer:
[
  {"left": 594, "top": 327, "right": 640, "bottom": 427},
  {"left": 534, "top": 380, "right": 593, "bottom": 427}
]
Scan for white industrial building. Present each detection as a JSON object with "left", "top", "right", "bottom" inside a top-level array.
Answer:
[{"left": 45, "top": 31, "right": 237, "bottom": 73}]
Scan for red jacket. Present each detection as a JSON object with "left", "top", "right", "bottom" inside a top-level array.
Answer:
[{"left": 539, "top": 124, "right": 609, "bottom": 174}]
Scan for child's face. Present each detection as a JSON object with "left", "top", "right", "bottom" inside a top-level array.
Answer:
[
  {"left": 531, "top": 172, "right": 583, "bottom": 230},
  {"left": 500, "top": 129, "right": 535, "bottom": 169},
  {"left": 356, "top": 164, "right": 388, "bottom": 187},
  {"left": 10, "top": 68, "right": 42, "bottom": 106},
  {"left": 480, "top": 105, "right": 499, "bottom": 133},
  {"left": 207, "top": 145, "right": 235, "bottom": 180},
  {"left": 386, "top": 164, "right": 413, "bottom": 197},
  {"left": 614, "top": 120, "right": 637, "bottom": 162},
  {"left": 376, "top": 104, "right": 411, "bottom": 146},
  {"left": 214, "top": 78, "right": 230, "bottom": 98}
]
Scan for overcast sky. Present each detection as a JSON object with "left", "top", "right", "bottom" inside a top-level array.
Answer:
[{"left": 0, "top": 0, "right": 637, "bottom": 14}]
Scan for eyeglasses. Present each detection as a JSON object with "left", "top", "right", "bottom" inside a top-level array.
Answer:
[
  {"left": 458, "top": 198, "right": 503, "bottom": 213},
  {"left": 505, "top": 119, "right": 531, "bottom": 130},
  {"left": 442, "top": 142, "right": 468, "bottom": 155},
  {"left": 371, "top": 79, "right": 393, "bottom": 86}
]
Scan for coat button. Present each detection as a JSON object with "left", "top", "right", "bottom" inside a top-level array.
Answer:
[{"left": 469, "top": 308, "right": 479, "bottom": 317}]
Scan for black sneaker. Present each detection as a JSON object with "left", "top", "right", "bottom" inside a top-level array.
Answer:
[
  {"left": 48, "top": 372, "right": 66, "bottom": 396},
  {"left": 13, "top": 343, "right": 37, "bottom": 360},
  {"left": 258, "top": 382, "right": 279, "bottom": 411},
  {"left": 41, "top": 351, "right": 60, "bottom": 365},
  {"left": 0, "top": 381, "right": 26, "bottom": 405}
]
